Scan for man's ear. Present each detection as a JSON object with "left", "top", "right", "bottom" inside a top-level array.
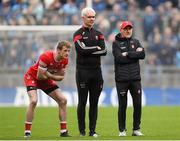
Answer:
[{"left": 57, "top": 48, "right": 61, "bottom": 54}]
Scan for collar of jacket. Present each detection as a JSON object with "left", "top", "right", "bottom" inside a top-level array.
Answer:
[
  {"left": 115, "top": 33, "right": 132, "bottom": 41},
  {"left": 82, "top": 25, "right": 93, "bottom": 31}
]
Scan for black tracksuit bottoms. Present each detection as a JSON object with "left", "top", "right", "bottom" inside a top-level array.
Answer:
[
  {"left": 115, "top": 80, "right": 142, "bottom": 132},
  {"left": 76, "top": 68, "right": 103, "bottom": 134}
]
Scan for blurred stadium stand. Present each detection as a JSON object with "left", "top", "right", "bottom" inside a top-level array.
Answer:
[{"left": 0, "top": 0, "right": 180, "bottom": 89}]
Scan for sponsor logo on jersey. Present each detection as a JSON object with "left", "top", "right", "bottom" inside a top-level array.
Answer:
[
  {"left": 120, "top": 46, "right": 126, "bottom": 49},
  {"left": 83, "top": 36, "right": 88, "bottom": 39}
]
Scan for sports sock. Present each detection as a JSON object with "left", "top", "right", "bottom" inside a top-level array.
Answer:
[
  {"left": 60, "top": 121, "right": 67, "bottom": 133},
  {"left": 25, "top": 121, "right": 32, "bottom": 133}
]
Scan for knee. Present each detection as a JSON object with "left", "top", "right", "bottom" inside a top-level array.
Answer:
[
  {"left": 78, "top": 100, "right": 87, "bottom": 108},
  {"left": 134, "top": 102, "right": 141, "bottom": 108},
  {"left": 30, "top": 99, "right": 38, "bottom": 107},
  {"left": 59, "top": 98, "right": 67, "bottom": 106},
  {"left": 62, "top": 98, "right": 67, "bottom": 105}
]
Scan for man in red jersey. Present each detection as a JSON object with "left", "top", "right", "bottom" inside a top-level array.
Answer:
[{"left": 24, "top": 40, "right": 71, "bottom": 137}]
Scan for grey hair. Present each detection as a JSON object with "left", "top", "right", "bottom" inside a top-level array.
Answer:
[{"left": 81, "top": 7, "right": 96, "bottom": 17}]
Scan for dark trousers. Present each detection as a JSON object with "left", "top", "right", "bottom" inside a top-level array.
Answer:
[
  {"left": 76, "top": 68, "right": 103, "bottom": 133},
  {"left": 116, "top": 80, "right": 142, "bottom": 132}
]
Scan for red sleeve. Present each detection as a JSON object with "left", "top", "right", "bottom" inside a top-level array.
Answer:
[
  {"left": 99, "top": 34, "right": 104, "bottom": 40},
  {"left": 39, "top": 52, "right": 50, "bottom": 65},
  {"left": 73, "top": 35, "right": 82, "bottom": 42}
]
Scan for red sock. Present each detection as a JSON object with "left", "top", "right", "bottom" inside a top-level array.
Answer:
[
  {"left": 60, "top": 122, "right": 67, "bottom": 133},
  {"left": 25, "top": 121, "right": 32, "bottom": 132}
]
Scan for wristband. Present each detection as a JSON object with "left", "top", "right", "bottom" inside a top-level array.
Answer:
[{"left": 38, "top": 66, "right": 47, "bottom": 74}]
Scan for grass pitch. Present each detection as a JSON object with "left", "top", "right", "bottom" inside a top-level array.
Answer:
[{"left": 0, "top": 106, "right": 180, "bottom": 140}]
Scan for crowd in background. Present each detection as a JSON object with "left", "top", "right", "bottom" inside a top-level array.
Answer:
[{"left": 0, "top": 0, "right": 180, "bottom": 69}]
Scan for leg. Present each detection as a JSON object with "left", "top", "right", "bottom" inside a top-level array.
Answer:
[
  {"left": 47, "top": 88, "right": 70, "bottom": 137},
  {"left": 76, "top": 69, "right": 89, "bottom": 134},
  {"left": 116, "top": 81, "right": 129, "bottom": 132},
  {"left": 48, "top": 89, "right": 67, "bottom": 127},
  {"left": 129, "top": 81, "right": 142, "bottom": 130},
  {"left": 26, "top": 90, "right": 38, "bottom": 122},
  {"left": 24, "top": 73, "right": 38, "bottom": 137},
  {"left": 89, "top": 70, "right": 103, "bottom": 135},
  {"left": 47, "top": 87, "right": 71, "bottom": 137},
  {"left": 25, "top": 89, "right": 38, "bottom": 136}
]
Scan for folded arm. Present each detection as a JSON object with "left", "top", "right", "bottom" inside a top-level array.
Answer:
[{"left": 37, "top": 61, "right": 65, "bottom": 81}]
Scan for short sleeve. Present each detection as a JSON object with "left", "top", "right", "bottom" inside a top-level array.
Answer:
[{"left": 39, "top": 53, "right": 50, "bottom": 66}]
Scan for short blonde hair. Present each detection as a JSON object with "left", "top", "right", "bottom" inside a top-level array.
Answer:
[
  {"left": 81, "top": 7, "right": 96, "bottom": 17},
  {"left": 57, "top": 40, "right": 71, "bottom": 50}
]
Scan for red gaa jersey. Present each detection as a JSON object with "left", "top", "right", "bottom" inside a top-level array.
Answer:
[{"left": 27, "top": 50, "right": 68, "bottom": 79}]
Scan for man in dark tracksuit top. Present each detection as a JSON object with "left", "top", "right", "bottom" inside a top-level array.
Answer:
[
  {"left": 112, "top": 21, "right": 145, "bottom": 136},
  {"left": 73, "top": 7, "right": 107, "bottom": 137}
]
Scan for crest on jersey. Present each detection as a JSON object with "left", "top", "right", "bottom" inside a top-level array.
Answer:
[
  {"left": 95, "top": 36, "right": 98, "bottom": 40},
  {"left": 121, "top": 46, "right": 126, "bottom": 49},
  {"left": 131, "top": 44, "right": 135, "bottom": 48}
]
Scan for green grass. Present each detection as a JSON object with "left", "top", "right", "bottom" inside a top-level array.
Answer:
[{"left": 0, "top": 106, "right": 180, "bottom": 140}]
